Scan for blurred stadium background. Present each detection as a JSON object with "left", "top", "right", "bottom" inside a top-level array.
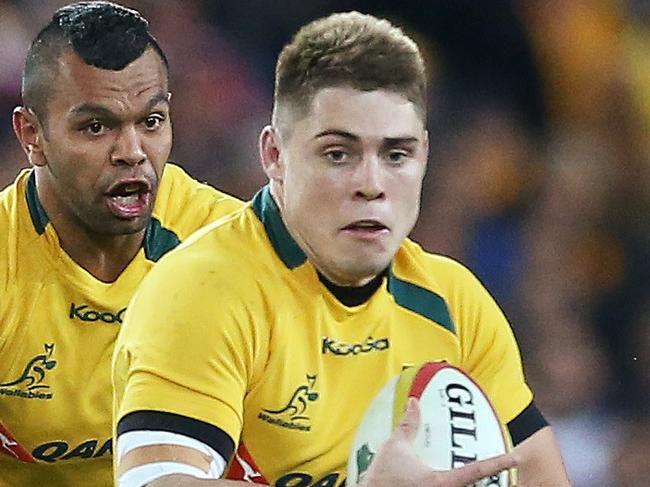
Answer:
[{"left": 1, "top": 1, "right": 649, "bottom": 485}]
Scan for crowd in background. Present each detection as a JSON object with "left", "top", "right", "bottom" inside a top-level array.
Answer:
[{"left": 1, "top": 1, "right": 649, "bottom": 485}]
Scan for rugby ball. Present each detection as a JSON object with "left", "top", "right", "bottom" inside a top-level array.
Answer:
[{"left": 347, "top": 361, "right": 513, "bottom": 486}]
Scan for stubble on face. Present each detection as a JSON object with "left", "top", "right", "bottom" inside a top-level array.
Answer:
[{"left": 36, "top": 48, "right": 172, "bottom": 238}]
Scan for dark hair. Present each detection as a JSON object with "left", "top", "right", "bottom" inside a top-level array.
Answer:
[
  {"left": 23, "top": 1, "right": 168, "bottom": 123},
  {"left": 273, "top": 11, "right": 427, "bottom": 134}
]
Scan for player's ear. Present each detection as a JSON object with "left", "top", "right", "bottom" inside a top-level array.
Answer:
[
  {"left": 12, "top": 107, "right": 47, "bottom": 167},
  {"left": 259, "top": 125, "right": 284, "bottom": 183}
]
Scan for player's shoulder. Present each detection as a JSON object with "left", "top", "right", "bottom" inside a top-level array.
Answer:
[
  {"left": 392, "top": 240, "right": 497, "bottom": 338},
  {"left": 0, "top": 179, "right": 15, "bottom": 236},
  {"left": 0, "top": 169, "right": 36, "bottom": 288},
  {"left": 395, "top": 238, "right": 480, "bottom": 289},
  {"left": 151, "top": 163, "right": 244, "bottom": 239},
  {"left": 149, "top": 202, "right": 268, "bottom": 282},
  {"left": 392, "top": 239, "right": 493, "bottom": 326},
  {"left": 0, "top": 168, "right": 30, "bottom": 225},
  {"left": 131, "top": 204, "right": 274, "bottom": 327}
]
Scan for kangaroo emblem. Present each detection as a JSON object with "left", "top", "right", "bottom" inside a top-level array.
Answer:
[
  {"left": 0, "top": 344, "right": 57, "bottom": 390},
  {"left": 262, "top": 374, "right": 318, "bottom": 422}
]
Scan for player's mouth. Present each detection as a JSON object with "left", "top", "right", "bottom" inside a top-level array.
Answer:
[
  {"left": 341, "top": 220, "right": 390, "bottom": 240},
  {"left": 104, "top": 179, "right": 152, "bottom": 219}
]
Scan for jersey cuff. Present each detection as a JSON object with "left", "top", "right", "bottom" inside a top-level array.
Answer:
[
  {"left": 506, "top": 400, "right": 548, "bottom": 446},
  {"left": 117, "top": 410, "right": 235, "bottom": 462}
]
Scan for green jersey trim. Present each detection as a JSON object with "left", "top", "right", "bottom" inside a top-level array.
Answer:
[
  {"left": 387, "top": 271, "right": 456, "bottom": 334},
  {"left": 143, "top": 218, "right": 181, "bottom": 262},
  {"left": 251, "top": 186, "right": 307, "bottom": 269},
  {"left": 26, "top": 171, "right": 49, "bottom": 235},
  {"left": 26, "top": 170, "right": 180, "bottom": 261},
  {"left": 250, "top": 185, "right": 455, "bottom": 334}
]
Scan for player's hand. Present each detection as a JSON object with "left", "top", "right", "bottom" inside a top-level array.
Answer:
[{"left": 359, "top": 398, "right": 518, "bottom": 487}]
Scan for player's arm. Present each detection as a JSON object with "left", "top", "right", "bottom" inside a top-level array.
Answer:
[
  {"left": 512, "top": 426, "right": 570, "bottom": 486},
  {"left": 505, "top": 401, "right": 570, "bottom": 485},
  {"left": 115, "top": 430, "right": 246, "bottom": 487},
  {"left": 113, "top": 245, "right": 266, "bottom": 487},
  {"left": 118, "top": 400, "right": 516, "bottom": 487},
  {"left": 450, "top": 262, "right": 570, "bottom": 485}
]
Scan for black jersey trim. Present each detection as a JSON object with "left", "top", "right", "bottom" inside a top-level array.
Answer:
[
  {"left": 387, "top": 270, "right": 455, "bottom": 334},
  {"left": 117, "top": 410, "right": 235, "bottom": 461},
  {"left": 318, "top": 271, "right": 385, "bottom": 306},
  {"left": 251, "top": 185, "right": 307, "bottom": 269},
  {"left": 506, "top": 401, "right": 549, "bottom": 446},
  {"left": 25, "top": 171, "right": 49, "bottom": 235},
  {"left": 143, "top": 217, "right": 181, "bottom": 262}
]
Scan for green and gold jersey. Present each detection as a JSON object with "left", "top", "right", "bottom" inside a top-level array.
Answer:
[
  {"left": 114, "top": 186, "right": 532, "bottom": 487},
  {"left": 0, "top": 164, "right": 243, "bottom": 486}
]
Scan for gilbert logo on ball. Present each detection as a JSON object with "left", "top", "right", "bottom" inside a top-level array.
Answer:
[{"left": 347, "top": 361, "right": 514, "bottom": 486}]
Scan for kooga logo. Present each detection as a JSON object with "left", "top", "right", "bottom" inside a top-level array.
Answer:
[
  {"left": 322, "top": 336, "right": 390, "bottom": 356},
  {"left": 69, "top": 303, "right": 126, "bottom": 324}
]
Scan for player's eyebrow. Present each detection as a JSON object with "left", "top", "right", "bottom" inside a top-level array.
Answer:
[
  {"left": 314, "top": 129, "right": 359, "bottom": 141},
  {"left": 70, "top": 103, "right": 115, "bottom": 119},
  {"left": 144, "top": 93, "right": 171, "bottom": 111},
  {"left": 69, "top": 93, "right": 170, "bottom": 119},
  {"left": 383, "top": 137, "right": 420, "bottom": 147},
  {"left": 315, "top": 130, "right": 420, "bottom": 146}
]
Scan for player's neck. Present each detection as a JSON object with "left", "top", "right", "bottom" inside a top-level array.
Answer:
[
  {"left": 318, "top": 270, "right": 386, "bottom": 306},
  {"left": 55, "top": 226, "right": 145, "bottom": 283},
  {"left": 34, "top": 176, "right": 145, "bottom": 283}
]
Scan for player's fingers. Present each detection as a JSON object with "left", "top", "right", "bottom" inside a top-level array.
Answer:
[
  {"left": 439, "top": 452, "right": 518, "bottom": 486},
  {"left": 396, "top": 397, "right": 420, "bottom": 444}
]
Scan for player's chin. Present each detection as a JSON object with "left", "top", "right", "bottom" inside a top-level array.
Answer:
[
  {"left": 102, "top": 213, "right": 152, "bottom": 236},
  {"left": 340, "top": 254, "right": 391, "bottom": 282},
  {"left": 351, "top": 243, "right": 396, "bottom": 267}
]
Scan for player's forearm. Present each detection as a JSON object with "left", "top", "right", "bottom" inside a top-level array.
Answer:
[
  {"left": 147, "top": 475, "right": 251, "bottom": 486},
  {"left": 512, "top": 426, "right": 571, "bottom": 486}
]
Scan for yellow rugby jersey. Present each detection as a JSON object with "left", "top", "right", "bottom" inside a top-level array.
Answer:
[
  {"left": 0, "top": 164, "right": 242, "bottom": 486},
  {"left": 114, "top": 185, "right": 532, "bottom": 487}
]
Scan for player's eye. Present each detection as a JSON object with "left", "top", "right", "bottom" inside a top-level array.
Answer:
[
  {"left": 81, "top": 121, "right": 110, "bottom": 136},
  {"left": 387, "top": 150, "right": 408, "bottom": 164},
  {"left": 143, "top": 115, "right": 165, "bottom": 130},
  {"left": 324, "top": 149, "right": 348, "bottom": 164}
]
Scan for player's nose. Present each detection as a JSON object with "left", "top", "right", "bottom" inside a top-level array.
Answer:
[
  {"left": 111, "top": 126, "right": 146, "bottom": 166},
  {"left": 353, "top": 155, "right": 385, "bottom": 201}
]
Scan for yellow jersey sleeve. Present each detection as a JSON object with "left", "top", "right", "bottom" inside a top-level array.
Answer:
[
  {"left": 449, "top": 261, "right": 532, "bottom": 424},
  {"left": 113, "top": 236, "right": 268, "bottom": 445}
]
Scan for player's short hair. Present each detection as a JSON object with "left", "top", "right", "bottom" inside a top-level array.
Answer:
[
  {"left": 23, "top": 1, "right": 168, "bottom": 127},
  {"left": 272, "top": 11, "right": 427, "bottom": 135}
]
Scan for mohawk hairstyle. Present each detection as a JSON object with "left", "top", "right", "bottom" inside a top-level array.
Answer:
[
  {"left": 273, "top": 11, "right": 427, "bottom": 134},
  {"left": 22, "top": 1, "right": 168, "bottom": 125}
]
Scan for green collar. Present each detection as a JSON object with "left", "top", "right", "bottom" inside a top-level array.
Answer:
[
  {"left": 26, "top": 170, "right": 179, "bottom": 262},
  {"left": 251, "top": 185, "right": 307, "bottom": 269}
]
